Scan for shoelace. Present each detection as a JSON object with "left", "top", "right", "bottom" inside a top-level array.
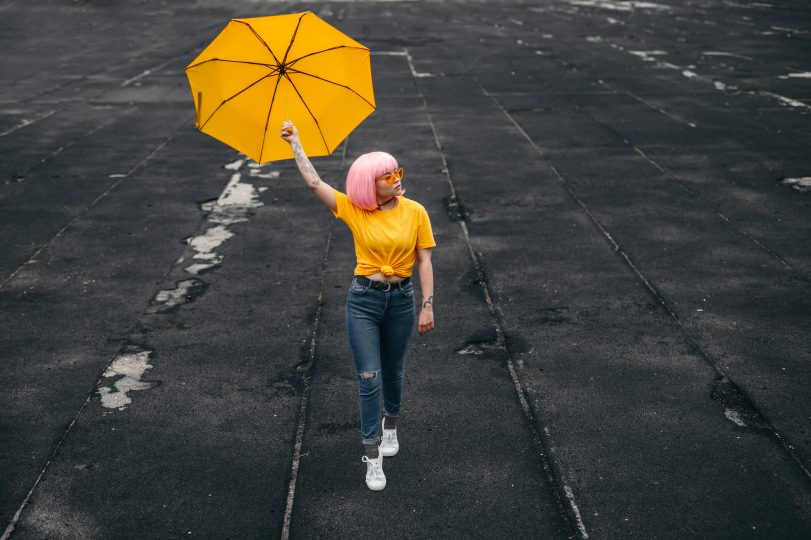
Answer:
[
  {"left": 382, "top": 430, "right": 397, "bottom": 443},
  {"left": 362, "top": 456, "right": 384, "bottom": 479}
]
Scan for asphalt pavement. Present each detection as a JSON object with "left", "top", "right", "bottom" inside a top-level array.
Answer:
[{"left": 1, "top": 1, "right": 810, "bottom": 538}]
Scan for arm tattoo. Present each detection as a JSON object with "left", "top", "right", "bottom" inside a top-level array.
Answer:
[
  {"left": 292, "top": 141, "right": 322, "bottom": 189},
  {"left": 422, "top": 295, "right": 433, "bottom": 308}
]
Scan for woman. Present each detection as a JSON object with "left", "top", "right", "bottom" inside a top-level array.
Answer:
[{"left": 281, "top": 121, "right": 436, "bottom": 491}]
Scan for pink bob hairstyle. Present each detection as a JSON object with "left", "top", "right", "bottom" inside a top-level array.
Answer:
[{"left": 346, "top": 151, "right": 399, "bottom": 211}]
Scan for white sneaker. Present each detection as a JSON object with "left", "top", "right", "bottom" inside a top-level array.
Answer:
[
  {"left": 361, "top": 454, "right": 386, "bottom": 491},
  {"left": 380, "top": 419, "right": 399, "bottom": 457}
]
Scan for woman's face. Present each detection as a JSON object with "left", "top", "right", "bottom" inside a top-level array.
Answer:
[{"left": 375, "top": 167, "right": 405, "bottom": 200}]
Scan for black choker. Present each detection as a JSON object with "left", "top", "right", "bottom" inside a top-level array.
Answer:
[{"left": 377, "top": 197, "right": 396, "bottom": 208}]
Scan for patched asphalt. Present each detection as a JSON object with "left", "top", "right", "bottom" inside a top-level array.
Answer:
[{"left": 1, "top": 1, "right": 810, "bottom": 538}]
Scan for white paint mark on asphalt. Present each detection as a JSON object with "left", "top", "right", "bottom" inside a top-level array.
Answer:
[
  {"left": 0, "top": 109, "right": 57, "bottom": 137},
  {"left": 97, "top": 350, "right": 156, "bottom": 410},
  {"left": 456, "top": 342, "right": 502, "bottom": 354},
  {"left": 185, "top": 261, "right": 219, "bottom": 275},
  {"left": 202, "top": 172, "right": 265, "bottom": 225},
  {"left": 758, "top": 91, "right": 811, "bottom": 111},
  {"left": 249, "top": 169, "right": 281, "bottom": 180},
  {"left": 182, "top": 165, "right": 268, "bottom": 275},
  {"left": 770, "top": 25, "right": 807, "bottom": 35},
  {"left": 567, "top": 0, "right": 670, "bottom": 11},
  {"left": 606, "top": 16, "right": 621, "bottom": 24},
  {"left": 586, "top": 36, "right": 603, "bottom": 43},
  {"left": 185, "top": 225, "right": 233, "bottom": 274},
  {"left": 701, "top": 51, "right": 754, "bottom": 61},
  {"left": 188, "top": 225, "right": 234, "bottom": 253},
  {"left": 120, "top": 53, "right": 187, "bottom": 87},
  {"left": 609, "top": 41, "right": 804, "bottom": 114},
  {"left": 780, "top": 177, "right": 811, "bottom": 192},
  {"left": 542, "top": 33, "right": 554, "bottom": 39},
  {"left": 628, "top": 50, "right": 668, "bottom": 60},
  {"left": 154, "top": 279, "right": 201, "bottom": 309},
  {"left": 404, "top": 48, "right": 434, "bottom": 78},
  {"left": 778, "top": 72, "right": 811, "bottom": 79},
  {"left": 217, "top": 172, "right": 264, "bottom": 209},
  {"left": 373, "top": 49, "right": 434, "bottom": 77},
  {"left": 626, "top": 49, "right": 683, "bottom": 71},
  {"left": 563, "top": 485, "right": 590, "bottom": 538},
  {"left": 724, "top": 408, "right": 747, "bottom": 427}
]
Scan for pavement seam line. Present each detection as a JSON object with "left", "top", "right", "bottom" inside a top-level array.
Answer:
[
  {"left": 570, "top": 22, "right": 811, "bottom": 114},
  {"left": 489, "top": 92, "right": 811, "bottom": 484},
  {"left": 483, "top": 20, "right": 805, "bottom": 280},
  {"left": 281, "top": 138, "right": 350, "bottom": 540},
  {"left": 0, "top": 120, "right": 189, "bottom": 290},
  {"left": 19, "top": 20, "right": 227, "bottom": 104},
  {"left": 591, "top": 114, "right": 803, "bottom": 278},
  {"left": 597, "top": 79, "right": 697, "bottom": 128},
  {"left": 408, "top": 49, "right": 588, "bottom": 540},
  {"left": 281, "top": 232, "right": 332, "bottom": 540},
  {"left": 6, "top": 106, "right": 138, "bottom": 185},
  {"left": 0, "top": 109, "right": 58, "bottom": 138},
  {"left": 1, "top": 121, "right": 191, "bottom": 537},
  {"left": 1, "top": 392, "right": 96, "bottom": 540}
]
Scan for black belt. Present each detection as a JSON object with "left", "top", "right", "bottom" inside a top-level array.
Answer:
[{"left": 354, "top": 275, "right": 411, "bottom": 291}]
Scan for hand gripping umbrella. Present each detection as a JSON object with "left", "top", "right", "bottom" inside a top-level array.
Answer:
[{"left": 185, "top": 12, "right": 376, "bottom": 163}]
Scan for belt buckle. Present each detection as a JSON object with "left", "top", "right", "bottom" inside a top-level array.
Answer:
[{"left": 381, "top": 281, "right": 391, "bottom": 292}]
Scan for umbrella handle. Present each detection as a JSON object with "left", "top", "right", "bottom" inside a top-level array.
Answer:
[
  {"left": 282, "top": 85, "right": 293, "bottom": 136},
  {"left": 284, "top": 84, "right": 290, "bottom": 121}
]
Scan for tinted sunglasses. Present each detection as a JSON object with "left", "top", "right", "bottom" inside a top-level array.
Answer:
[{"left": 376, "top": 167, "right": 404, "bottom": 184}]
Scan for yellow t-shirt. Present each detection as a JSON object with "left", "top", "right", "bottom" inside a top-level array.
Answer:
[{"left": 331, "top": 190, "right": 436, "bottom": 278}]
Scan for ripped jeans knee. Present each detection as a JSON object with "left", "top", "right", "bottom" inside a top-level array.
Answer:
[{"left": 360, "top": 370, "right": 379, "bottom": 380}]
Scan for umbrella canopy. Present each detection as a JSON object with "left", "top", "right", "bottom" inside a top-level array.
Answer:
[{"left": 185, "top": 12, "right": 375, "bottom": 163}]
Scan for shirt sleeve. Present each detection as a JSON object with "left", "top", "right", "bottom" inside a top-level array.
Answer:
[
  {"left": 331, "top": 189, "right": 351, "bottom": 221},
  {"left": 416, "top": 206, "right": 436, "bottom": 249}
]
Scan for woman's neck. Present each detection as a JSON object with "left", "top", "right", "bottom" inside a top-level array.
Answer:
[{"left": 377, "top": 196, "right": 397, "bottom": 210}]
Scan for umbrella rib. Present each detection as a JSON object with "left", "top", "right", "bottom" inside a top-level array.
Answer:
[
  {"left": 283, "top": 72, "right": 331, "bottom": 155},
  {"left": 186, "top": 58, "right": 276, "bottom": 71},
  {"left": 199, "top": 72, "right": 275, "bottom": 130},
  {"left": 286, "top": 68, "right": 376, "bottom": 110},
  {"left": 232, "top": 19, "right": 283, "bottom": 67},
  {"left": 286, "top": 45, "right": 368, "bottom": 67},
  {"left": 281, "top": 12, "right": 308, "bottom": 65},
  {"left": 257, "top": 74, "right": 284, "bottom": 164}
]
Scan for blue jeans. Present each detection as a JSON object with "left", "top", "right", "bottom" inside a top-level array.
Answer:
[{"left": 346, "top": 277, "right": 416, "bottom": 445}]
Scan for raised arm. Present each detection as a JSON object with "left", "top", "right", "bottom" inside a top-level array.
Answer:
[{"left": 280, "top": 121, "right": 337, "bottom": 211}]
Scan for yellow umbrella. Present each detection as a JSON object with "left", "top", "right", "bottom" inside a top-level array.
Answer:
[{"left": 185, "top": 12, "right": 375, "bottom": 163}]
